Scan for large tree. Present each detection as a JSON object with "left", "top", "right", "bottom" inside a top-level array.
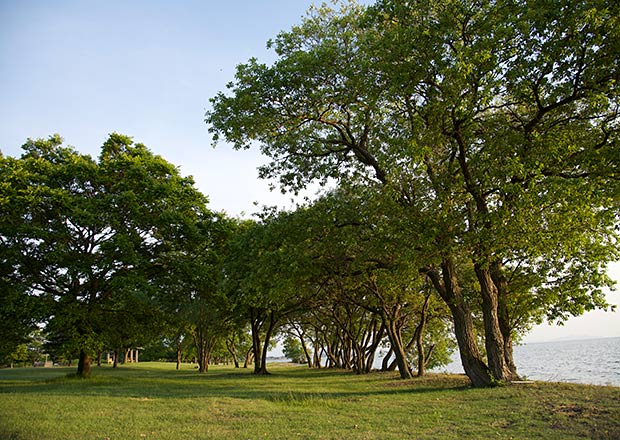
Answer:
[
  {"left": 156, "top": 213, "right": 237, "bottom": 373},
  {"left": 1, "top": 134, "right": 210, "bottom": 376},
  {"left": 207, "top": 0, "right": 619, "bottom": 386},
  {"left": 223, "top": 218, "right": 297, "bottom": 374},
  {"left": 290, "top": 187, "right": 454, "bottom": 378}
]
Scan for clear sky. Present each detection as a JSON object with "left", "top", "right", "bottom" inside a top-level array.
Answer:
[{"left": 0, "top": 0, "right": 617, "bottom": 343}]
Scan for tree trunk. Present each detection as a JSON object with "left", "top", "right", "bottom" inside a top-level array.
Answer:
[
  {"left": 381, "top": 347, "right": 393, "bottom": 371},
  {"left": 176, "top": 335, "right": 183, "bottom": 370},
  {"left": 491, "top": 261, "right": 519, "bottom": 380},
  {"left": 77, "top": 349, "right": 92, "bottom": 378},
  {"left": 313, "top": 339, "right": 323, "bottom": 368},
  {"left": 384, "top": 313, "right": 413, "bottom": 379},
  {"left": 113, "top": 349, "right": 118, "bottom": 368},
  {"left": 423, "top": 344, "right": 435, "bottom": 370},
  {"left": 362, "top": 319, "right": 385, "bottom": 373},
  {"left": 257, "top": 311, "right": 277, "bottom": 375},
  {"left": 226, "top": 337, "right": 240, "bottom": 368},
  {"left": 423, "top": 257, "right": 493, "bottom": 387},
  {"left": 250, "top": 309, "right": 264, "bottom": 374},
  {"left": 297, "top": 330, "right": 313, "bottom": 368},
  {"left": 475, "top": 262, "right": 513, "bottom": 382},
  {"left": 414, "top": 295, "right": 431, "bottom": 377},
  {"left": 194, "top": 330, "right": 212, "bottom": 373},
  {"left": 244, "top": 348, "right": 253, "bottom": 369}
]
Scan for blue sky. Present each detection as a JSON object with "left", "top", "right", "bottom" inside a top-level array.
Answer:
[
  {"left": 0, "top": 0, "right": 329, "bottom": 216},
  {"left": 0, "top": 0, "right": 617, "bottom": 342}
]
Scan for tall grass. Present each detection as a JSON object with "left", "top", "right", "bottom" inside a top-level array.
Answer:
[{"left": 1, "top": 362, "right": 618, "bottom": 439}]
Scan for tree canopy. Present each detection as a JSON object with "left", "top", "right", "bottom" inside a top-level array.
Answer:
[
  {"left": 0, "top": 134, "right": 213, "bottom": 376},
  {"left": 1, "top": 0, "right": 617, "bottom": 390},
  {"left": 207, "top": 0, "right": 619, "bottom": 386}
]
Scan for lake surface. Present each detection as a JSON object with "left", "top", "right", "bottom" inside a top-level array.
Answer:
[{"left": 438, "top": 337, "right": 620, "bottom": 386}]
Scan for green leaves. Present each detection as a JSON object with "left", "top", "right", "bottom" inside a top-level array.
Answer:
[
  {"left": 1, "top": 133, "right": 213, "bottom": 365},
  {"left": 207, "top": 0, "right": 619, "bottom": 351}
]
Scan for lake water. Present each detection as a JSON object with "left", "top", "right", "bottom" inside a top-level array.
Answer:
[{"left": 438, "top": 337, "right": 620, "bottom": 386}]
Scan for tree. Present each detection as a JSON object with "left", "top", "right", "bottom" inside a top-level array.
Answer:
[
  {"left": 282, "top": 336, "right": 306, "bottom": 364},
  {"left": 154, "top": 212, "right": 236, "bottom": 373},
  {"left": 0, "top": 278, "right": 45, "bottom": 365},
  {"left": 223, "top": 212, "right": 316, "bottom": 374},
  {"left": 368, "top": 0, "right": 619, "bottom": 382},
  {"left": 1, "top": 134, "right": 211, "bottom": 377},
  {"left": 207, "top": 0, "right": 619, "bottom": 386},
  {"left": 0, "top": 154, "right": 48, "bottom": 364}
]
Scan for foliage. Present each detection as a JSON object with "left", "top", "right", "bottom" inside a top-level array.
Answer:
[
  {"left": 0, "top": 134, "right": 212, "bottom": 376},
  {"left": 207, "top": 0, "right": 620, "bottom": 385},
  {"left": 282, "top": 336, "right": 306, "bottom": 364}
]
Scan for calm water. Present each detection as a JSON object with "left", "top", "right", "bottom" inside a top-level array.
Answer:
[{"left": 440, "top": 337, "right": 620, "bottom": 386}]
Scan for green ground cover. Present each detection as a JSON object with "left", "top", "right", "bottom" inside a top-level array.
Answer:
[{"left": 0, "top": 362, "right": 618, "bottom": 439}]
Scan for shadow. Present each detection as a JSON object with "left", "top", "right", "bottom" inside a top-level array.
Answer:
[{"left": 0, "top": 363, "right": 472, "bottom": 402}]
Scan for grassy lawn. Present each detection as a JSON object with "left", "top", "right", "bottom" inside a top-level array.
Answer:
[{"left": 0, "top": 362, "right": 619, "bottom": 439}]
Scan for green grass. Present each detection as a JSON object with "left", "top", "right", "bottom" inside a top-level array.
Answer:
[{"left": 1, "top": 362, "right": 619, "bottom": 439}]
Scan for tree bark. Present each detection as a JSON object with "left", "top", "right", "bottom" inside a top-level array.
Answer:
[
  {"left": 383, "top": 312, "right": 413, "bottom": 379},
  {"left": 367, "top": 320, "right": 385, "bottom": 373},
  {"left": 300, "top": 335, "right": 313, "bottom": 368},
  {"left": 77, "top": 349, "right": 92, "bottom": 378},
  {"left": 313, "top": 338, "right": 323, "bottom": 368},
  {"left": 195, "top": 331, "right": 213, "bottom": 373},
  {"left": 414, "top": 295, "right": 430, "bottom": 377},
  {"left": 491, "top": 261, "right": 519, "bottom": 380},
  {"left": 381, "top": 347, "right": 393, "bottom": 371},
  {"left": 250, "top": 308, "right": 264, "bottom": 374},
  {"left": 422, "top": 257, "right": 493, "bottom": 387},
  {"left": 176, "top": 335, "right": 183, "bottom": 370},
  {"left": 243, "top": 348, "right": 253, "bottom": 368},
  {"left": 226, "top": 336, "right": 240, "bottom": 368},
  {"left": 257, "top": 311, "right": 277, "bottom": 375},
  {"left": 475, "top": 262, "right": 513, "bottom": 382}
]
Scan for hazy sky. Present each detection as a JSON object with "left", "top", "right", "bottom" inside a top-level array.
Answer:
[{"left": 0, "top": 0, "right": 617, "bottom": 343}]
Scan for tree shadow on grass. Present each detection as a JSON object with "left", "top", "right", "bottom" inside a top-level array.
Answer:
[{"left": 0, "top": 364, "right": 472, "bottom": 403}]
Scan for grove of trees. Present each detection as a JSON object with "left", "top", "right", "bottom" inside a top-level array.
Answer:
[
  {"left": 1, "top": 0, "right": 618, "bottom": 388},
  {"left": 206, "top": 0, "right": 619, "bottom": 386}
]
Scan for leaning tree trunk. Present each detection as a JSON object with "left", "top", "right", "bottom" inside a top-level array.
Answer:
[
  {"left": 414, "top": 295, "right": 431, "bottom": 377},
  {"left": 364, "top": 319, "right": 385, "bottom": 373},
  {"left": 243, "top": 348, "right": 253, "bottom": 369},
  {"left": 77, "top": 349, "right": 92, "bottom": 378},
  {"left": 381, "top": 347, "right": 394, "bottom": 372},
  {"left": 312, "top": 338, "right": 323, "bottom": 368},
  {"left": 475, "top": 262, "right": 514, "bottom": 382},
  {"left": 423, "top": 257, "right": 493, "bottom": 387},
  {"left": 383, "top": 311, "right": 413, "bottom": 379},
  {"left": 226, "top": 336, "right": 240, "bottom": 368},
  {"left": 257, "top": 311, "right": 277, "bottom": 375},
  {"left": 491, "top": 261, "right": 520, "bottom": 380},
  {"left": 296, "top": 329, "right": 314, "bottom": 368}
]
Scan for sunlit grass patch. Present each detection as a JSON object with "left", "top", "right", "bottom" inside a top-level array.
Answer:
[{"left": 1, "top": 363, "right": 619, "bottom": 439}]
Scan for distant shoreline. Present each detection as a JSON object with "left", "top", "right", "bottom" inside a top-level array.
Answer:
[{"left": 522, "top": 335, "right": 620, "bottom": 345}]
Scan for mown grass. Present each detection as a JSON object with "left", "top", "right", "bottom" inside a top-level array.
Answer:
[{"left": 0, "top": 362, "right": 619, "bottom": 439}]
